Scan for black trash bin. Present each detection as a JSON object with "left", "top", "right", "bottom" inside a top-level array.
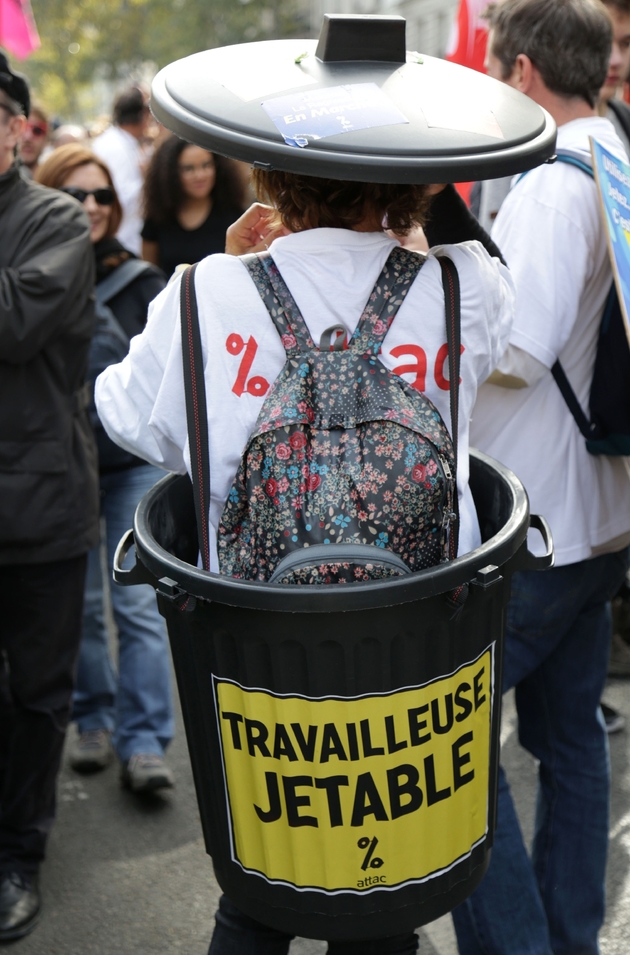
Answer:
[{"left": 114, "top": 448, "right": 552, "bottom": 941}]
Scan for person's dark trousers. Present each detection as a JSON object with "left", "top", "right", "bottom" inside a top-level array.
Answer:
[
  {"left": 0, "top": 555, "right": 87, "bottom": 875},
  {"left": 208, "top": 895, "right": 419, "bottom": 955},
  {"left": 452, "top": 547, "right": 630, "bottom": 955}
]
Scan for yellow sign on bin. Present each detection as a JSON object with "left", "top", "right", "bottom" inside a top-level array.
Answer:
[{"left": 214, "top": 646, "right": 494, "bottom": 894}]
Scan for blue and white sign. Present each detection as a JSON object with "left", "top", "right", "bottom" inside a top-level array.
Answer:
[
  {"left": 591, "top": 136, "right": 630, "bottom": 337},
  {"left": 262, "top": 83, "right": 409, "bottom": 148}
]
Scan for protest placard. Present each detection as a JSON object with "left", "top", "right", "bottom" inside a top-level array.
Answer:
[{"left": 591, "top": 137, "right": 630, "bottom": 344}]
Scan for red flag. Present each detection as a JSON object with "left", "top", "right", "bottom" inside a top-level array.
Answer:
[
  {"left": 446, "top": 0, "right": 491, "bottom": 74},
  {"left": 446, "top": 1, "right": 493, "bottom": 205},
  {"left": 0, "top": 0, "right": 40, "bottom": 60}
]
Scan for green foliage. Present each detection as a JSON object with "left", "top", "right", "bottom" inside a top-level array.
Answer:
[{"left": 22, "top": 0, "right": 308, "bottom": 120}]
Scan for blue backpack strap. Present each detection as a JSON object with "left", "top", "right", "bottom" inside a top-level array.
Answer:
[
  {"left": 96, "top": 258, "right": 156, "bottom": 306},
  {"left": 516, "top": 150, "right": 594, "bottom": 185},
  {"left": 555, "top": 155, "right": 593, "bottom": 177},
  {"left": 241, "top": 252, "right": 314, "bottom": 357},
  {"left": 538, "top": 152, "right": 614, "bottom": 443},
  {"left": 518, "top": 152, "right": 612, "bottom": 442},
  {"left": 350, "top": 247, "right": 427, "bottom": 355}
]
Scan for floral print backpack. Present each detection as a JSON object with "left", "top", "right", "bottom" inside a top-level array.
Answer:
[{"left": 180, "top": 246, "right": 462, "bottom": 585}]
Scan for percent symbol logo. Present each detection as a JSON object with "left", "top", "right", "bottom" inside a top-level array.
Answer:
[
  {"left": 358, "top": 836, "right": 384, "bottom": 871},
  {"left": 226, "top": 333, "right": 270, "bottom": 398}
]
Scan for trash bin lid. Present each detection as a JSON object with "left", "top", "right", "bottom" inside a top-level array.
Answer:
[{"left": 150, "top": 13, "right": 556, "bottom": 184}]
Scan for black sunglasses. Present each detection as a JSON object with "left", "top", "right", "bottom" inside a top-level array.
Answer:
[{"left": 60, "top": 186, "right": 115, "bottom": 206}]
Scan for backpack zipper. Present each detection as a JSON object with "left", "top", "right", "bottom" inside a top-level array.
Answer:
[{"left": 437, "top": 453, "right": 457, "bottom": 559}]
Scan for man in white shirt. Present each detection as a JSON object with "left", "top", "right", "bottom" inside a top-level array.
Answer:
[
  {"left": 452, "top": 2, "right": 630, "bottom": 954},
  {"left": 92, "top": 87, "right": 151, "bottom": 255}
]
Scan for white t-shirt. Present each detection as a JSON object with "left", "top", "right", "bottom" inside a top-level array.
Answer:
[
  {"left": 93, "top": 125, "right": 146, "bottom": 255},
  {"left": 96, "top": 228, "right": 514, "bottom": 571},
  {"left": 471, "top": 116, "right": 630, "bottom": 566}
]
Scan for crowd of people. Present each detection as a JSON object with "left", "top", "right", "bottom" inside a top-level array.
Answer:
[
  {"left": 2, "top": 0, "right": 630, "bottom": 952},
  {"left": 0, "top": 58, "right": 249, "bottom": 942}
]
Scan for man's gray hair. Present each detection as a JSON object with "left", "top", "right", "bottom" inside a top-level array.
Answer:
[
  {"left": 0, "top": 87, "right": 22, "bottom": 118},
  {"left": 486, "top": 0, "right": 612, "bottom": 107}
]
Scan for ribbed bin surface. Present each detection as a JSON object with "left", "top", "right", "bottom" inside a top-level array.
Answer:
[{"left": 118, "top": 450, "right": 549, "bottom": 940}]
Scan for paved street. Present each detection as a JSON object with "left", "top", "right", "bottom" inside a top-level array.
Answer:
[{"left": 9, "top": 674, "right": 630, "bottom": 954}]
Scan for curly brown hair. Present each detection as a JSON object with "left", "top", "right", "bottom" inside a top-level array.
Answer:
[
  {"left": 252, "top": 169, "right": 432, "bottom": 236},
  {"left": 36, "top": 143, "right": 123, "bottom": 237}
]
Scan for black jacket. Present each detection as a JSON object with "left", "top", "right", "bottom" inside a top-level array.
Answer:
[{"left": 0, "top": 163, "right": 99, "bottom": 564}]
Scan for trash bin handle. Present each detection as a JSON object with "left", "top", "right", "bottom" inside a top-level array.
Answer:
[
  {"left": 521, "top": 513, "right": 554, "bottom": 571},
  {"left": 113, "top": 528, "right": 155, "bottom": 587}
]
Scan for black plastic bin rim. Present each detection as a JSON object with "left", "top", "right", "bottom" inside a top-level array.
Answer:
[
  {"left": 132, "top": 449, "right": 531, "bottom": 614},
  {"left": 150, "top": 66, "right": 556, "bottom": 186}
]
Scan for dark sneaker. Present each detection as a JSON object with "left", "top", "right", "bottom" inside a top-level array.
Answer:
[
  {"left": 121, "top": 754, "right": 174, "bottom": 793},
  {"left": 0, "top": 871, "right": 40, "bottom": 941},
  {"left": 69, "top": 729, "right": 113, "bottom": 773},
  {"left": 601, "top": 702, "right": 625, "bottom": 735}
]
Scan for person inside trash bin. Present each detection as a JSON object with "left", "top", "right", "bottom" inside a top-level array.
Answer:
[{"left": 95, "top": 173, "right": 514, "bottom": 577}]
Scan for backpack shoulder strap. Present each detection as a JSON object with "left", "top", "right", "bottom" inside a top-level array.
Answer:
[
  {"left": 551, "top": 283, "right": 617, "bottom": 444},
  {"left": 353, "top": 246, "right": 462, "bottom": 559},
  {"left": 555, "top": 151, "right": 594, "bottom": 178},
  {"left": 516, "top": 149, "right": 594, "bottom": 186},
  {"left": 94, "top": 298, "right": 129, "bottom": 348},
  {"left": 551, "top": 361, "right": 594, "bottom": 440},
  {"left": 436, "top": 255, "right": 462, "bottom": 561},
  {"left": 241, "top": 252, "right": 314, "bottom": 358},
  {"left": 546, "top": 153, "right": 618, "bottom": 442},
  {"left": 180, "top": 263, "right": 212, "bottom": 572},
  {"left": 350, "top": 246, "right": 427, "bottom": 354},
  {"left": 96, "top": 258, "right": 156, "bottom": 305}
]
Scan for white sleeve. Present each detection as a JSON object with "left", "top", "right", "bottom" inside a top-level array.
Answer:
[
  {"left": 491, "top": 190, "right": 591, "bottom": 367},
  {"left": 493, "top": 343, "right": 548, "bottom": 385},
  {"left": 95, "top": 275, "right": 188, "bottom": 474},
  {"left": 428, "top": 240, "right": 516, "bottom": 385}
]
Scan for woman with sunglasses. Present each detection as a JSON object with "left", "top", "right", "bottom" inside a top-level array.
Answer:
[
  {"left": 141, "top": 134, "right": 246, "bottom": 277},
  {"left": 36, "top": 144, "right": 176, "bottom": 795}
]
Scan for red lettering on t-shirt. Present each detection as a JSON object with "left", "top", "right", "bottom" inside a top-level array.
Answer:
[
  {"left": 389, "top": 344, "right": 427, "bottom": 392},
  {"left": 434, "top": 343, "right": 465, "bottom": 390},
  {"left": 226, "top": 333, "right": 270, "bottom": 397}
]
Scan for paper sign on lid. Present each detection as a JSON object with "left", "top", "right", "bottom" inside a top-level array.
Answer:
[{"left": 262, "top": 83, "right": 409, "bottom": 148}]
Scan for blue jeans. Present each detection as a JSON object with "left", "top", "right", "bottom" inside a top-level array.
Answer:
[
  {"left": 72, "top": 464, "right": 174, "bottom": 762},
  {"left": 207, "top": 895, "right": 419, "bottom": 955},
  {"left": 452, "top": 548, "right": 630, "bottom": 955}
]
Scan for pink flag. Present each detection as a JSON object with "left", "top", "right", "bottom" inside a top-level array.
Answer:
[
  {"left": 0, "top": 0, "right": 40, "bottom": 60},
  {"left": 446, "top": 0, "right": 492, "bottom": 74}
]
